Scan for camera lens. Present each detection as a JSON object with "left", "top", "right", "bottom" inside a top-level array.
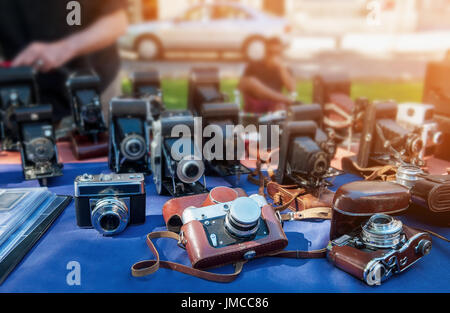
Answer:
[
  {"left": 225, "top": 197, "right": 261, "bottom": 238},
  {"left": 91, "top": 197, "right": 129, "bottom": 236},
  {"left": 310, "top": 152, "right": 329, "bottom": 177},
  {"left": 81, "top": 105, "right": 99, "bottom": 124},
  {"left": 120, "top": 134, "right": 146, "bottom": 161},
  {"left": 361, "top": 214, "right": 403, "bottom": 249},
  {"left": 26, "top": 137, "right": 55, "bottom": 163},
  {"left": 176, "top": 155, "right": 205, "bottom": 184}
]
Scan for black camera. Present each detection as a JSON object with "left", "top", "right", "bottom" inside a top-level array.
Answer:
[
  {"left": 187, "top": 68, "right": 249, "bottom": 181},
  {"left": 14, "top": 104, "right": 63, "bottom": 185},
  {"left": 353, "top": 100, "right": 424, "bottom": 169},
  {"left": 108, "top": 98, "right": 152, "bottom": 174},
  {"left": 66, "top": 71, "right": 106, "bottom": 136},
  {"left": 0, "top": 67, "right": 39, "bottom": 151},
  {"left": 74, "top": 173, "right": 146, "bottom": 236},
  {"left": 131, "top": 71, "right": 165, "bottom": 120},
  {"left": 151, "top": 110, "right": 207, "bottom": 197},
  {"left": 276, "top": 120, "right": 333, "bottom": 189}
]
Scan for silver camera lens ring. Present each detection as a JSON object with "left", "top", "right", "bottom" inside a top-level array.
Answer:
[
  {"left": 26, "top": 137, "right": 55, "bottom": 163},
  {"left": 176, "top": 155, "right": 205, "bottom": 184},
  {"left": 361, "top": 214, "right": 403, "bottom": 249},
  {"left": 433, "top": 131, "right": 443, "bottom": 145},
  {"left": 224, "top": 197, "right": 261, "bottom": 238},
  {"left": 120, "top": 134, "right": 146, "bottom": 161},
  {"left": 396, "top": 165, "right": 423, "bottom": 189},
  {"left": 311, "top": 152, "right": 329, "bottom": 177},
  {"left": 91, "top": 197, "right": 129, "bottom": 236}
]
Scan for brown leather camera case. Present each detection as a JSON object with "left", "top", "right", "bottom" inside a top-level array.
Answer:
[
  {"left": 162, "top": 188, "right": 247, "bottom": 233},
  {"left": 181, "top": 204, "right": 288, "bottom": 269},
  {"left": 70, "top": 131, "right": 108, "bottom": 160},
  {"left": 330, "top": 181, "right": 410, "bottom": 240}
]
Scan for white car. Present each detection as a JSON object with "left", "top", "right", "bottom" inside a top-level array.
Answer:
[{"left": 119, "top": 2, "right": 292, "bottom": 61}]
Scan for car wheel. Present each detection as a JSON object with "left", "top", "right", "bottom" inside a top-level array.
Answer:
[
  {"left": 243, "top": 37, "right": 266, "bottom": 61},
  {"left": 137, "top": 37, "right": 161, "bottom": 60}
]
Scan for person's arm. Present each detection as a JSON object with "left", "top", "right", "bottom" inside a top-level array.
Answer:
[
  {"left": 238, "top": 76, "right": 293, "bottom": 104},
  {"left": 12, "top": 9, "right": 128, "bottom": 72},
  {"left": 272, "top": 57, "right": 296, "bottom": 93}
]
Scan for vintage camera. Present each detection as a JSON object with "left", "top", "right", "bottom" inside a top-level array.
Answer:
[
  {"left": 66, "top": 71, "right": 106, "bottom": 136},
  {"left": 151, "top": 110, "right": 207, "bottom": 197},
  {"left": 74, "top": 173, "right": 146, "bottom": 236},
  {"left": 0, "top": 67, "right": 39, "bottom": 151},
  {"left": 350, "top": 100, "right": 424, "bottom": 169},
  {"left": 14, "top": 104, "right": 63, "bottom": 185},
  {"left": 327, "top": 180, "right": 431, "bottom": 286},
  {"left": 163, "top": 186, "right": 287, "bottom": 269},
  {"left": 187, "top": 68, "right": 248, "bottom": 181},
  {"left": 276, "top": 120, "right": 334, "bottom": 189},
  {"left": 131, "top": 71, "right": 165, "bottom": 120},
  {"left": 328, "top": 214, "right": 432, "bottom": 286},
  {"left": 108, "top": 98, "right": 151, "bottom": 174},
  {"left": 396, "top": 102, "right": 442, "bottom": 159}
]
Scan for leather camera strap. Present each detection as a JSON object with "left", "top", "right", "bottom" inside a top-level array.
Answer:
[
  {"left": 348, "top": 159, "right": 398, "bottom": 181},
  {"left": 131, "top": 231, "right": 246, "bottom": 283}
]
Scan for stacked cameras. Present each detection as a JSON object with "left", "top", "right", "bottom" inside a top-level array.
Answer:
[{"left": 0, "top": 67, "right": 62, "bottom": 185}]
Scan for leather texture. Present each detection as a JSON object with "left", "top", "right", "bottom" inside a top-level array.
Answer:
[
  {"left": 162, "top": 188, "right": 247, "bottom": 233},
  {"left": 411, "top": 175, "right": 450, "bottom": 213},
  {"left": 70, "top": 131, "right": 108, "bottom": 160}
]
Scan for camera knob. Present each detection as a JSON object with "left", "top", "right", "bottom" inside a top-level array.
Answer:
[{"left": 416, "top": 239, "right": 432, "bottom": 256}]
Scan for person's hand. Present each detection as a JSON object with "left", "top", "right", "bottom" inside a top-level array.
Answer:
[{"left": 12, "top": 41, "right": 75, "bottom": 72}]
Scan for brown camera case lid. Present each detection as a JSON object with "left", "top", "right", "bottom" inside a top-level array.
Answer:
[
  {"left": 333, "top": 181, "right": 410, "bottom": 216},
  {"left": 181, "top": 204, "right": 288, "bottom": 270},
  {"left": 162, "top": 188, "right": 248, "bottom": 233}
]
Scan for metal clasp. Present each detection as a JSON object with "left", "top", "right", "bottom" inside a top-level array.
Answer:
[{"left": 177, "top": 231, "right": 186, "bottom": 250}]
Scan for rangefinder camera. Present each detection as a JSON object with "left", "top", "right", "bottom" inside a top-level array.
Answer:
[
  {"left": 164, "top": 186, "right": 288, "bottom": 269},
  {"left": 74, "top": 173, "right": 146, "bottom": 236},
  {"left": 66, "top": 71, "right": 106, "bottom": 136},
  {"left": 108, "top": 98, "right": 152, "bottom": 174},
  {"left": 0, "top": 66, "right": 39, "bottom": 151},
  {"left": 328, "top": 214, "right": 432, "bottom": 286},
  {"left": 14, "top": 104, "right": 63, "bottom": 185},
  {"left": 151, "top": 110, "right": 207, "bottom": 197}
]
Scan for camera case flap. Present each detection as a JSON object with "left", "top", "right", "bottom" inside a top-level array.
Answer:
[
  {"left": 13, "top": 104, "right": 53, "bottom": 123},
  {"left": 200, "top": 102, "right": 239, "bottom": 121},
  {"left": 162, "top": 187, "right": 248, "bottom": 233},
  {"left": 159, "top": 110, "right": 195, "bottom": 136},
  {"left": 373, "top": 100, "right": 398, "bottom": 119},
  {"left": 328, "top": 223, "right": 431, "bottom": 285},
  {"left": 313, "top": 73, "right": 351, "bottom": 106},
  {"left": 181, "top": 202, "right": 288, "bottom": 270},
  {"left": 330, "top": 181, "right": 410, "bottom": 240}
]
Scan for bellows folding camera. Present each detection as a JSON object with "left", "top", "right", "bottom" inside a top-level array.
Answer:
[
  {"left": 108, "top": 98, "right": 152, "bottom": 174},
  {"left": 162, "top": 186, "right": 288, "bottom": 269},
  {"left": 327, "top": 181, "right": 432, "bottom": 286},
  {"left": 66, "top": 71, "right": 106, "bottom": 137},
  {"left": 14, "top": 104, "right": 63, "bottom": 185},
  {"left": 74, "top": 173, "right": 146, "bottom": 236},
  {"left": 151, "top": 110, "right": 207, "bottom": 197},
  {"left": 130, "top": 70, "right": 165, "bottom": 120},
  {"left": 187, "top": 68, "right": 248, "bottom": 180},
  {"left": 0, "top": 67, "right": 39, "bottom": 151},
  {"left": 276, "top": 119, "right": 335, "bottom": 189}
]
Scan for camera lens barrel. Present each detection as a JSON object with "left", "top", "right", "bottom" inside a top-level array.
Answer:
[
  {"left": 225, "top": 197, "right": 261, "bottom": 238},
  {"left": 176, "top": 155, "right": 205, "bottom": 184},
  {"left": 309, "top": 151, "right": 329, "bottom": 177},
  {"left": 91, "top": 197, "right": 129, "bottom": 236},
  {"left": 361, "top": 214, "right": 403, "bottom": 249},
  {"left": 120, "top": 134, "right": 146, "bottom": 161},
  {"left": 26, "top": 137, "right": 55, "bottom": 163},
  {"left": 396, "top": 165, "right": 422, "bottom": 189}
]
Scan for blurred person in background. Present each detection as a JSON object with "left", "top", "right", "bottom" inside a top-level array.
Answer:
[
  {"left": 0, "top": 0, "right": 128, "bottom": 124},
  {"left": 238, "top": 37, "right": 296, "bottom": 114}
]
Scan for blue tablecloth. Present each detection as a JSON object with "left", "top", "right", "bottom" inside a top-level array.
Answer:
[{"left": 0, "top": 162, "right": 448, "bottom": 293}]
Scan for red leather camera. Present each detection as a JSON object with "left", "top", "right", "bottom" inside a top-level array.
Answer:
[{"left": 162, "top": 186, "right": 288, "bottom": 269}]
